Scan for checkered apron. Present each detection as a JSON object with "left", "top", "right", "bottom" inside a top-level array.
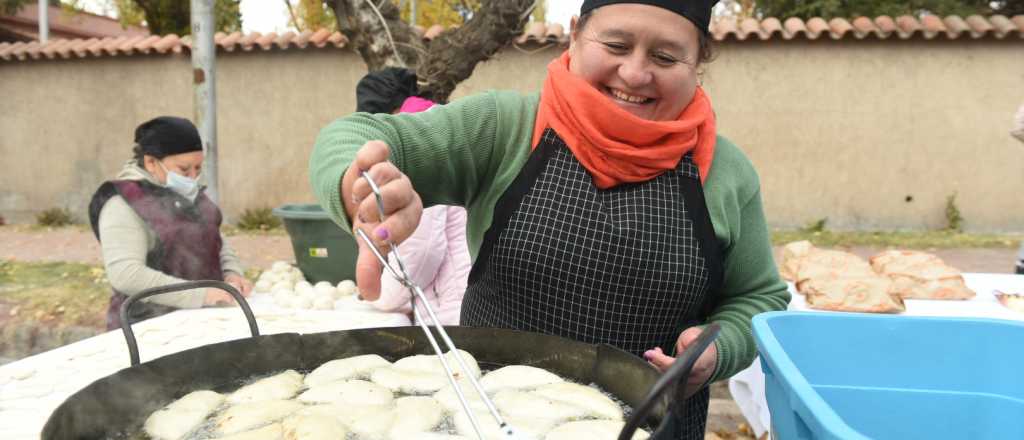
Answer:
[{"left": 462, "top": 129, "right": 724, "bottom": 439}]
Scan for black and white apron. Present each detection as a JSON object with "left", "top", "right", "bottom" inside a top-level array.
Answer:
[{"left": 461, "top": 129, "right": 724, "bottom": 439}]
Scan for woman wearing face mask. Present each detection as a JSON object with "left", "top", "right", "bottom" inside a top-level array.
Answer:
[
  {"left": 88, "top": 116, "right": 252, "bottom": 330},
  {"left": 311, "top": 1, "right": 789, "bottom": 436}
]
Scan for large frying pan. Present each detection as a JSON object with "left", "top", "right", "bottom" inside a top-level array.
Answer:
[{"left": 42, "top": 281, "right": 718, "bottom": 440}]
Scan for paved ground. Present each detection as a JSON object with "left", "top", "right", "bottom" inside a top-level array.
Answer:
[{"left": 2, "top": 226, "right": 1018, "bottom": 274}]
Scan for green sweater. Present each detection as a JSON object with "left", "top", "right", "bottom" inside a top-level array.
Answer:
[{"left": 311, "top": 90, "right": 790, "bottom": 383}]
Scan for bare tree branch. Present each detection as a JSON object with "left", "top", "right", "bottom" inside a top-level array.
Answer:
[
  {"left": 283, "top": 0, "right": 300, "bottom": 28},
  {"left": 416, "top": 0, "right": 537, "bottom": 102},
  {"left": 329, "top": 0, "right": 538, "bottom": 102}
]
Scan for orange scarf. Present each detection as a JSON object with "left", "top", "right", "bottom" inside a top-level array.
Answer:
[{"left": 532, "top": 51, "right": 716, "bottom": 188}]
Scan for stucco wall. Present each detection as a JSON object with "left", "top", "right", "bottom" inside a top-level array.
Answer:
[{"left": 2, "top": 39, "right": 1022, "bottom": 231}]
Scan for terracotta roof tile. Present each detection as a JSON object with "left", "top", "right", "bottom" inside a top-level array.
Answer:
[
  {"left": 828, "top": 18, "right": 853, "bottom": 38},
  {"left": 989, "top": 15, "right": 1017, "bottom": 36},
  {"left": 236, "top": 32, "right": 259, "bottom": 51},
  {"left": 272, "top": 32, "right": 293, "bottom": 49},
  {"left": 781, "top": 17, "right": 807, "bottom": 39},
  {"left": 760, "top": 17, "right": 784, "bottom": 38},
  {"left": 292, "top": 30, "right": 312, "bottom": 48},
  {"left": 0, "top": 42, "right": 19, "bottom": 60},
  {"left": 37, "top": 39, "right": 60, "bottom": 58},
  {"left": 851, "top": 16, "right": 876, "bottom": 36},
  {"left": 2, "top": 16, "right": 1020, "bottom": 62},
  {"left": 1011, "top": 15, "right": 1024, "bottom": 32},
  {"left": 966, "top": 15, "right": 994, "bottom": 34},
  {"left": 739, "top": 17, "right": 764, "bottom": 39},
  {"left": 896, "top": 15, "right": 922, "bottom": 34},
  {"left": 943, "top": 16, "right": 970, "bottom": 37},
  {"left": 921, "top": 14, "right": 946, "bottom": 35},
  {"left": 254, "top": 32, "right": 277, "bottom": 50},
  {"left": 874, "top": 16, "right": 898, "bottom": 35},
  {"left": 85, "top": 38, "right": 105, "bottom": 57},
  {"left": 116, "top": 35, "right": 143, "bottom": 54},
  {"left": 68, "top": 38, "right": 93, "bottom": 57},
  {"left": 23, "top": 40, "right": 43, "bottom": 59},
  {"left": 545, "top": 23, "right": 565, "bottom": 42},
  {"left": 308, "top": 29, "right": 332, "bottom": 47},
  {"left": 326, "top": 32, "right": 346, "bottom": 46},
  {"left": 219, "top": 32, "right": 242, "bottom": 51},
  {"left": 155, "top": 34, "right": 181, "bottom": 53},
  {"left": 517, "top": 21, "right": 544, "bottom": 44}
]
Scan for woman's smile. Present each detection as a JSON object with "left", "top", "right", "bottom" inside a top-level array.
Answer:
[{"left": 606, "top": 86, "right": 655, "bottom": 108}]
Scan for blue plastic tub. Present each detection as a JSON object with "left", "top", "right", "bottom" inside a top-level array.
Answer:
[{"left": 752, "top": 311, "right": 1024, "bottom": 440}]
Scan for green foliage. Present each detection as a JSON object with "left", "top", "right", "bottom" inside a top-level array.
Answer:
[
  {"left": 944, "top": 192, "right": 964, "bottom": 233},
  {"left": 109, "top": 0, "right": 147, "bottom": 28},
  {"left": 753, "top": 0, "right": 1020, "bottom": 20},
  {"left": 236, "top": 207, "right": 282, "bottom": 231},
  {"left": 35, "top": 207, "right": 77, "bottom": 227},
  {"left": 287, "top": 0, "right": 337, "bottom": 31},
  {"left": 803, "top": 217, "right": 829, "bottom": 233},
  {"left": 530, "top": 0, "right": 545, "bottom": 23},
  {"left": 59, "top": 0, "right": 241, "bottom": 35},
  {"left": 0, "top": 261, "right": 109, "bottom": 328},
  {"left": 2, "top": 0, "right": 58, "bottom": 15}
]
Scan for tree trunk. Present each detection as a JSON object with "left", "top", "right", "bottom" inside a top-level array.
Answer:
[
  {"left": 330, "top": 0, "right": 537, "bottom": 103},
  {"left": 328, "top": 0, "right": 424, "bottom": 70}
]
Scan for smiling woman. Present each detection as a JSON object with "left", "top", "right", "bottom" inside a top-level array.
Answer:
[{"left": 310, "top": 1, "right": 790, "bottom": 438}]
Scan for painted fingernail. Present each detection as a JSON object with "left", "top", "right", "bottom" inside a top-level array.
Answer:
[{"left": 375, "top": 227, "right": 389, "bottom": 240}]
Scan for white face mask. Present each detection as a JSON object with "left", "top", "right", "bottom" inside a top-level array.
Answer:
[{"left": 158, "top": 160, "right": 200, "bottom": 202}]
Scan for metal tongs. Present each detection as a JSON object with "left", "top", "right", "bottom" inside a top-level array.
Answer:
[{"left": 354, "top": 171, "right": 528, "bottom": 440}]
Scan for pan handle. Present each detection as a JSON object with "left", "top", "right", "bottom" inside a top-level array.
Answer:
[
  {"left": 119, "top": 280, "right": 261, "bottom": 366},
  {"left": 617, "top": 323, "right": 720, "bottom": 440}
]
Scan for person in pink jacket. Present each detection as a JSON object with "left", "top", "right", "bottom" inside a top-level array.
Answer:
[{"left": 354, "top": 68, "right": 472, "bottom": 324}]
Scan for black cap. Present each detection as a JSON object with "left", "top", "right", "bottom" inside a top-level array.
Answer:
[
  {"left": 580, "top": 0, "right": 719, "bottom": 35},
  {"left": 355, "top": 67, "right": 419, "bottom": 114},
  {"left": 134, "top": 116, "right": 202, "bottom": 158}
]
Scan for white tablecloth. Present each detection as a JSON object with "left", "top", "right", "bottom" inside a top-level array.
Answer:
[
  {"left": 0, "top": 294, "right": 411, "bottom": 439},
  {"left": 728, "top": 273, "right": 1024, "bottom": 438}
]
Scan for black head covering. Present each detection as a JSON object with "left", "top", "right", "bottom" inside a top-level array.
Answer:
[
  {"left": 580, "top": 0, "right": 719, "bottom": 35},
  {"left": 134, "top": 116, "right": 202, "bottom": 158},
  {"left": 355, "top": 67, "right": 419, "bottom": 114}
]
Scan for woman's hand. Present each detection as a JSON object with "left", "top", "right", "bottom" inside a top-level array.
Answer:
[
  {"left": 341, "top": 140, "right": 423, "bottom": 301},
  {"left": 203, "top": 274, "right": 251, "bottom": 307},
  {"left": 224, "top": 273, "right": 253, "bottom": 296},
  {"left": 644, "top": 326, "right": 719, "bottom": 398},
  {"left": 202, "top": 288, "right": 236, "bottom": 307}
]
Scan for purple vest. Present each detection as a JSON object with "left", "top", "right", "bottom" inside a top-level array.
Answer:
[{"left": 88, "top": 179, "right": 224, "bottom": 329}]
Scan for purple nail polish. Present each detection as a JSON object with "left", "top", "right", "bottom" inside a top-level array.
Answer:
[{"left": 375, "top": 228, "right": 389, "bottom": 240}]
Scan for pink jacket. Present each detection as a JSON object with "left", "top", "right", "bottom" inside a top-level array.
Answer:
[
  {"left": 371, "top": 205, "right": 471, "bottom": 325},
  {"left": 369, "top": 96, "right": 472, "bottom": 325}
]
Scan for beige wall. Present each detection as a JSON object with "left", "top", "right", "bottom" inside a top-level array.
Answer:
[{"left": 2, "top": 40, "right": 1022, "bottom": 231}]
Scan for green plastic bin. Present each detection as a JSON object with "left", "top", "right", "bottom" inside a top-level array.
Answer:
[{"left": 272, "top": 204, "right": 358, "bottom": 284}]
